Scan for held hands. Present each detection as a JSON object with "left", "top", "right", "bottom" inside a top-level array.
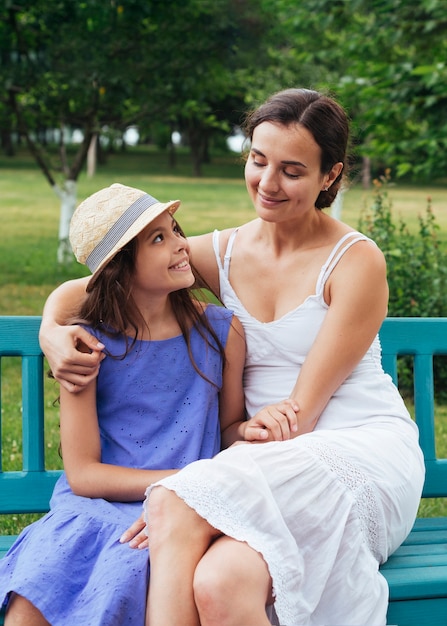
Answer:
[
  {"left": 119, "top": 402, "right": 299, "bottom": 548},
  {"left": 244, "top": 399, "right": 299, "bottom": 442}
]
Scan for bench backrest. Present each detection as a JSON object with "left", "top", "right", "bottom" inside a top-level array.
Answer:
[
  {"left": 380, "top": 317, "right": 447, "bottom": 498},
  {"left": 0, "top": 316, "right": 62, "bottom": 514}
]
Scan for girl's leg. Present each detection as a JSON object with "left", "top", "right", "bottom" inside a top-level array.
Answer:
[
  {"left": 146, "top": 486, "right": 221, "bottom": 626},
  {"left": 5, "top": 593, "right": 50, "bottom": 626},
  {"left": 194, "top": 535, "right": 273, "bottom": 626}
]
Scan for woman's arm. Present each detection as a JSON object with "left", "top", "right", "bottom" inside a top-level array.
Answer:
[
  {"left": 288, "top": 240, "right": 388, "bottom": 434},
  {"left": 39, "top": 277, "right": 105, "bottom": 391},
  {"left": 246, "top": 240, "right": 388, "bottom": 439},
  {"left": 59, "top": 382, "right": 177, "bottom": 502}
]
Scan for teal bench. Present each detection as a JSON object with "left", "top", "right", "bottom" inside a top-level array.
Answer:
[
  {"left": 379, "top": 318, "right": 447, "bottom": 626},
  {"left": 0, "top": 316, "right": 62, "bottom": 624},
  {"left": 0, "top": 316, "right": 447, "bottom": 625}
]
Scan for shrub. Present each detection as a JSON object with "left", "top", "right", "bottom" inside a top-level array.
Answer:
[{"left": 358, "top": 171, "right": 447, "bottom": 399}]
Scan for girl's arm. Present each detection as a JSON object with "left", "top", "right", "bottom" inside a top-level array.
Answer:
[
  {"left": 59, "top": 382, "right": 177, "bottom": 502},
  {"left": 39, "top": 277, "right": 105, "bottom": 391},
  {"left": 217, "top": 314, "right": 247, "bottom": 448},
  {"left": 247, "top": 240, "right": 388, "bottom": 438}
]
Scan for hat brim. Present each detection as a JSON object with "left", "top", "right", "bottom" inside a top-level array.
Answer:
[{"left": 90, "top": 198, "right": 180, "bottom": 279}]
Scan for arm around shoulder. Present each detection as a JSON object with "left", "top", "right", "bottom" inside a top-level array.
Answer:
[{"left": 39, "top": 276, "right": 104, "bottom": 392}]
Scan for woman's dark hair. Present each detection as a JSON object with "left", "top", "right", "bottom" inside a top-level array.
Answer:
[
  {"left": 75, "top": 220, "right": 226, "bottom": 385},
  {"left": 243, "top": 88, "right": 349, "bottom": 209}
]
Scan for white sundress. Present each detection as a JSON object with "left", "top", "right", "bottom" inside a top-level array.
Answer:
[{"left": 146, "top": 230, "right": 425, "bottom": 626}]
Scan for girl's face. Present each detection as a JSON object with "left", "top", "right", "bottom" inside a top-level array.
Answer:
[
  {"left": 244, "top": 121, "right": 342, "bottom": 223},
  {"left": 132, "top": 211, "right": 194, "bottom": 300}
]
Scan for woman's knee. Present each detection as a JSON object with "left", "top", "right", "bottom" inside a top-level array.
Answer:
[
  {"left": 146, "top": 487, "right": 183, "bottom": 545},
  {"left": 193, "top": 537, "right": 272, "bottom": 618},
  {"left": 147, "top": 486, "right": 215, "bottom": 550}
]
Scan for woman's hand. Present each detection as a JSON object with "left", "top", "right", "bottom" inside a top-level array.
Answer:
[
  {"left": 244, "top": 399, "right": 299, "bottom": 442},
  {"left": 39, "top": 323, "right": 105, "bottom": 392},
  {"left": 119, "top": 513, "right": 148, "bottom": 550}
]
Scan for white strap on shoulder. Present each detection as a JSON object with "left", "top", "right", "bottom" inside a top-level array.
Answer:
[
  {"left": 212, "top": 229, "right": 239, "bottom": 279},
  {"left": 316, "top": 232, "right": 371, "bottom": 294}
]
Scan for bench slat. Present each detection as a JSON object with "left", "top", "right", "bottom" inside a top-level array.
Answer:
[
  {"left": 384, "top": 565, "right": 447, "bottom": 600},
  {"left": 394, "top": 543, "right": 447, "bottom": 557},
  {"left": 0, "top": 472, "right": 61, "bottom": 514},
  {"left": 382, "top": 553, "right": 447, "bottom": 569},
  {"left": 387, "top": 598, "right": 447, "bottom": 626},
  {"left": 0, "top": 536, "right": 17, "bottom": 560}
]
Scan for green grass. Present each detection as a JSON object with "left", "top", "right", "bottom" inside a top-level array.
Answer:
[{"left": 1, "top": 146, "right": 447, "bottom": 534}]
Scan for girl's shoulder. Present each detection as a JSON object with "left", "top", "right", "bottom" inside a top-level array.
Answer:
[{"left": 195, "top": 301, "right": 234, "bottom": 324}]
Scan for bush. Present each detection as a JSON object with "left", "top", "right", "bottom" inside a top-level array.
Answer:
[
  {"left": 359, "top": 171, "right": 447, "bottom": 318},
  {"left": 358, "top": 170, "right": 447, "bottom": 399}
]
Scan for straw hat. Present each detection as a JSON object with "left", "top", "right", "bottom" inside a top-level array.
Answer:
[{"left": 70, "top": 183, "right": 180, "bottom": 277}]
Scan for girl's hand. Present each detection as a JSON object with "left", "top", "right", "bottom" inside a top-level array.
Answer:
[
  {"left": 119, "top": 513, "right": 148, "bottom": 550},
  {"left": 244, "top": 400, "right": 299, "bottom": 442}
]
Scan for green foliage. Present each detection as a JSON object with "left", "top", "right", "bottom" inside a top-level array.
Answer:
[
  {"left": 359, "top": 171, "right": 447, "bottom": 318},
  {"left": 251, "top": 0, "right": 447, "bottom": 183},
  {"left": 359, "top": 171, "right": 447, "bottom": 399}
]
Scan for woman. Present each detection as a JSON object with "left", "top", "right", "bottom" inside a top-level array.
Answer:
[{"left": 39, "top": 89, "right": 424, "bottom": 625}]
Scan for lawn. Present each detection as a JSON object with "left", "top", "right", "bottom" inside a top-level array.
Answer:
[{"left": 1, "top": 146, "right": 446, "bottom": 533}]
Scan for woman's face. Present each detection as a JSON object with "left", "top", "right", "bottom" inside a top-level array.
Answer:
[{"left": 244, "top": 121, "right": 338, "bottom": 223}]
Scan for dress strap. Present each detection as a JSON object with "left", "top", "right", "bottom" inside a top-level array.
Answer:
[
  {"left": 316, "top": 232, "right": 372, "bottom": 294},
  {"left": 212, "top": 229, "right": 239, "bottom": 279}
]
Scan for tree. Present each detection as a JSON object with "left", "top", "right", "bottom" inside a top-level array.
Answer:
[
  {"left": 132, "top": 0, "right": 274, "bottom": 175},
  {"left": 2, "top": 0, "right": 182, "bottom": 262},
  {"left": 246, "top": 0, "right": 447, "bottom": 183},
  {"left": 1, "top": 0, "right": 278, "bottom": 259},
  {"left": 1, "top": 1, "right": 140, "bottom": 261}
]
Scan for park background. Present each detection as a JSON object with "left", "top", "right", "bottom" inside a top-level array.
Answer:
[{"left": 1, "top": 0, "right": 447, "bottom": 531}]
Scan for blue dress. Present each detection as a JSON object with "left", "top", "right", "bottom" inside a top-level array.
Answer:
[{"left": 0, "top": 305, "right": 233, "bottom": 626}]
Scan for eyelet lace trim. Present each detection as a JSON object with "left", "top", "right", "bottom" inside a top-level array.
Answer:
[{"left": 304, "top": 439, "right": 383, "bottom": 561}]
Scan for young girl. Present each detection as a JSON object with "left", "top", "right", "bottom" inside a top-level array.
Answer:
[{"left": 0, "top": 183, "right": 247, "bottom": 626}]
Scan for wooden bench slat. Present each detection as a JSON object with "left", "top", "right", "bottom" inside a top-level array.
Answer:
[
  {"left": 387, "top": 598, "right": 447, "bottom": 626},
  {"left": 0, "top": 536, "right": 17, "bottom": 560},
  {"left": 382, "top": 553, "right": 447, "bottom": 569},
  {"left": 400, "top": 529, "right": 447, "bottom": 545},
  {"left": 0, "top": 471, "right": 62, "bottom": 514},
  {"left": 411, "top": 517, "right": 447, "bottom": 531},
  {"left": 384, "top": 564, "right": 447, "bottom": 600},
  {"left": 393, "top": 542, "right": 447, "bottom": 557}
]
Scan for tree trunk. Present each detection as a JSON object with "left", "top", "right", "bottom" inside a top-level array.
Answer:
[
  {"left": 1, "top": 130, "right": 14, "bottom": 156},
  {"left": 54, "top": 180, "right": 77, "bottom": 264},
  {"left": 362, "top": 155, "right": 371, "bottom": 189},
  {"left": 87, "top": 133, "right": 97, "bottom": 178}
]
